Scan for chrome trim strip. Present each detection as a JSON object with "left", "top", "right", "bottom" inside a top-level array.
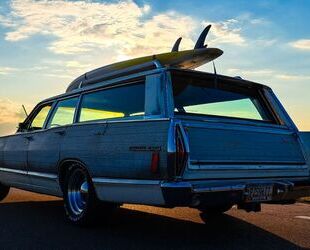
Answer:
[
  {"left": 92, "top": 177, "right": 161, "bottom": 185},
  {"left": 189, "top": 163, "right": 308, "bottom": 169},
  {"left": 29, "top": 172, "right": 57, "bottom": 179},
  {"left": 160, "top": 182, "right": 246, "bottom": 193},
  {"left": 160, "top": 182, "right": 192, "bottom": 189},
  {"left": 192, "top": 184, "right": 246, "bottom": 193},
  {"left": 181, "top": 120, "right": 291, "bottom": 134},
  {"left": 0, "top": 167, "right": 26, "bottom": 175},
  {"left": 43, "top": 68, "right": 165, "bottom": 101},
  {"left": 0, "top": 168, "right": 57, "bottom": 179}
]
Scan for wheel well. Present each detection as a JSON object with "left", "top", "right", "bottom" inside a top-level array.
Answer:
[{"left": 58, "top": 160, "right": 89, "bottom": 192}]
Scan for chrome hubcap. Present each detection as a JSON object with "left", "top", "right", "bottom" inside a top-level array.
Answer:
[{"left": 67, "top": 169, "right": 89, "bottom": 216}]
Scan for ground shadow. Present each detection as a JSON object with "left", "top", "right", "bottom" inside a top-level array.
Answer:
[{"left": 0, "top": 201, "right": 302, "bottom": 250}]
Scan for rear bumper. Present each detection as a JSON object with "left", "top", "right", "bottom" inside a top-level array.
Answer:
[{"left": 160, "top": 178, "right": 310, "bottom": 207}]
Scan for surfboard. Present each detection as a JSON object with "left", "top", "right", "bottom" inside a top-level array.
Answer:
[
  {"left": 104, "top": 47, "right": 222, "bottom": 70},
  {"left": 66, "top": 25, "right": 222, "bottom": 92}
]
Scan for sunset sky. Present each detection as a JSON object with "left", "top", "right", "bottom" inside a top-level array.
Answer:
[{"left": 0, "top": 0, "right": 309, "bottom": 135}]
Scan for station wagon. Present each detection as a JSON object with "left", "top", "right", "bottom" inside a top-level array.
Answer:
[{"left": 0, "top": 58, "right": 309, "bottom": 225}]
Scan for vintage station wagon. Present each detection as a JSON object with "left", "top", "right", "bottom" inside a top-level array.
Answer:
[{"left": 0, "top": 59, "right": 310, "bottom": 225}]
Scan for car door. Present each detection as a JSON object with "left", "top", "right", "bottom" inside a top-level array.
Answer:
[
  {"left": 1, "top": 134, "right": 29, "bottom": 187},
  {"left": 27, "top": 97, "right": 79, "bottom": 194},
  {"left": 1, "top": 103, "right": 53, "bottom": 187}
]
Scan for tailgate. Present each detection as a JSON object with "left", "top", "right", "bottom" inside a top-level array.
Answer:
[{"left": 182, "top": 122, "right": 309, "bottom": 180}]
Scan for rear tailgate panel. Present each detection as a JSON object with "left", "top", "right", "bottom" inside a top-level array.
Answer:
[{"left": 181, "top": 120, "right": 309, "bottom": 180}]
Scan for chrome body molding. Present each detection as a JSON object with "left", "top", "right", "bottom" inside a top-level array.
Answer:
[
  {"left": 0, "top": 167, "right": 57, "bottom": 179},
  {"left": 160, "top": 181, "right": 247, "bottom": 193},
  {"left": 28, "top": 171, "right": 58, "bottom": 179},
  {"left": 92, "top": 177, "right": 161, "bottom": 185},
  {"left": 92, "top": 177, "right": 310, "bottom": 207},
  {"left": 0, "top": 167, "right": 25, "bottom": 175},
  {"left": 192, "top": 184, "right": 246, "bottom": 193},
  {"left": 92, "top": 177, "right": 165, "bottom": 205}
]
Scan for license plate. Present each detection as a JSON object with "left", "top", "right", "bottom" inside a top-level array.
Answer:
[{"left": 245, "top": 184, "right": 273, "bottom": 202}]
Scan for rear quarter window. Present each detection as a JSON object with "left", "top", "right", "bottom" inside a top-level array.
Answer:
[{"left": 79, "top": 83, "right": 145, "bottom": 122}]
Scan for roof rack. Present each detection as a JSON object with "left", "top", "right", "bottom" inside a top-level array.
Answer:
[{"left": 66, "top": 60, "right": 163, "bottom": 93}]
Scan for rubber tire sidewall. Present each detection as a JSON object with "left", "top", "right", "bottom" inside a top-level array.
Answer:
[{"left": 63, "top": 164, "right": 98, "bottom": 226}]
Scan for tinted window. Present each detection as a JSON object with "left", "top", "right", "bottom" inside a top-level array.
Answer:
[
  {"left": 172, "top": 76, "right": 273, "bottom": 122},
  {"left": 79, "top": 83, "right": 145, "bottom": 122},
  {"left": 47, "top": 97, "right": 78, "bottom": 128},
  {"left": 29, "top": 104, "right": 52, "bottom": 130}
]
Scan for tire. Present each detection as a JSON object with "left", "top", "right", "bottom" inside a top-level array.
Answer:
[
  {"left": 63, "top": 163, "right": 116, "bottom": 226},
  {"left": 0, "top": 183, "right": 10, "bottom": 202}
]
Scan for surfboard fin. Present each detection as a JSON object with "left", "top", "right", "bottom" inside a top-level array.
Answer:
[
  {"left": 194, "top": 25, "right": 211, "bottom": 49},
  {"left": 171, "top": 37, "right": 182, "bottom": 52}
]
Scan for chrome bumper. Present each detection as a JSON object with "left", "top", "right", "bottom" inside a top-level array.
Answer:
[{"left": 160, "top": 179, "right": 310, "bottom": 207}]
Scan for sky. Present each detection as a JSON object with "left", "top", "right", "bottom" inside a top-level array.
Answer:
[{"left": 0, "top": 0, "right": 309, "bottom": 135}]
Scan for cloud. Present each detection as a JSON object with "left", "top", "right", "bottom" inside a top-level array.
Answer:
[
  {"left": 0, "top": 98, "right": 25, "bottom": 124},
  {"left": 0, "top": 0, "right": 249, "bottom": 58},
  {"left": 1, "top": 0, "right": 196, "bottom": 56},
  {"left": 203, "top": 19, "right": 245, "bottom": 45},
  {"left": 290, "top": 39, "right": 310, "bottom": 50},
  {"left": 0, "top": 14, "right": 16, "bottom": 27},
  {"left": 275, "top": 74, "right": 310, "bottom": 80},
  {"left": 227, "top": 68, "right": 274, "bottom": 76},
  {"left": 0, "top": 66, "right": 17, "bottom": 75},
  {"left": 42, "top": 73, "right": 73, "bottom": 79},
  {"left": 227, "top": 68, "right": 310, "bottom": 81},
  {"left": 65, "top": 61, "right": 91, "bottom": 69}
]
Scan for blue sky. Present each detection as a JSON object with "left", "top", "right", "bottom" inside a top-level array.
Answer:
[{"left": 0, "top": 0, "right": 309, "bottom": 135}]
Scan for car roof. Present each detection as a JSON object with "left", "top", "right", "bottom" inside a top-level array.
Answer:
[
  {"left": 38, "top": 67, "right": 270, "bottom": 105},
  {"left": 169, "top": 68, "right": 270, "bottom": 90}
]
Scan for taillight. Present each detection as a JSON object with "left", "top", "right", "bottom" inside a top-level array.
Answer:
[
  {"left": 167, "top": 123, "right": 188, "bottom": 179},
  {"left": 150, "top": 152, "right": 160, "bottom": 174},
  {"left": 175, "top": 125, "right": 188, "bottom": 177}
]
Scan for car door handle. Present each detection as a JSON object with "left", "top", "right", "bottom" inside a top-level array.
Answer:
[{"left": 54, "top": 130, "right": 66, "bottom": 136}]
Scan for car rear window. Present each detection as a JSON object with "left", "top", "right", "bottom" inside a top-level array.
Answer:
[{"left": 172, "top": 74, "right": 274, "bottom": 123}]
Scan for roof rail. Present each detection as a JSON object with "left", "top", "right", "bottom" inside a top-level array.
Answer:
[{"left": 66, "top": 60, "right": 163, "bottom": 93}]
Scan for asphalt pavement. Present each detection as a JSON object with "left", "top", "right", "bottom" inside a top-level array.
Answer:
[{"left": 0, "top": 188, "right": 309, "bottom": 250}]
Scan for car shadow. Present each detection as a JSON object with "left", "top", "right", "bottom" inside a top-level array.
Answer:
[{"left": 0, "top": 200, "right": 301, "bottom": 250}]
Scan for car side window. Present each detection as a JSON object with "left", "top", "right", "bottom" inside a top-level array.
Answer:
[
  {"left": 78, "top": 83, "right": 145, "bottom": 122},
  {"left": 28, "top": 104, "right": 53, "bottom": 131},
  {"left": 47, "top": 97, "right": 79, "bottom": 128}
]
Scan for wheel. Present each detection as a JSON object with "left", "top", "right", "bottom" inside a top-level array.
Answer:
[
  {"left": 63, "top": 164, "right": 116, "bottom": 226},
  {"left": 0, "top": 183, "right": 10, "bottom": 201}
]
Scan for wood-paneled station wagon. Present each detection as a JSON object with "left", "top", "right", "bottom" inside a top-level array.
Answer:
[{"left": 0, "top": 25, "right": 309, "bottom": 225}]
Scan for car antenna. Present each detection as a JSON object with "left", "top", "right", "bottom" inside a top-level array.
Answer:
[
  {"left": 213, "top": 61, "right": 218, "bottom": 88},
  {"left": 22, "top": 105, "right": 28, "bottom": 118}
]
